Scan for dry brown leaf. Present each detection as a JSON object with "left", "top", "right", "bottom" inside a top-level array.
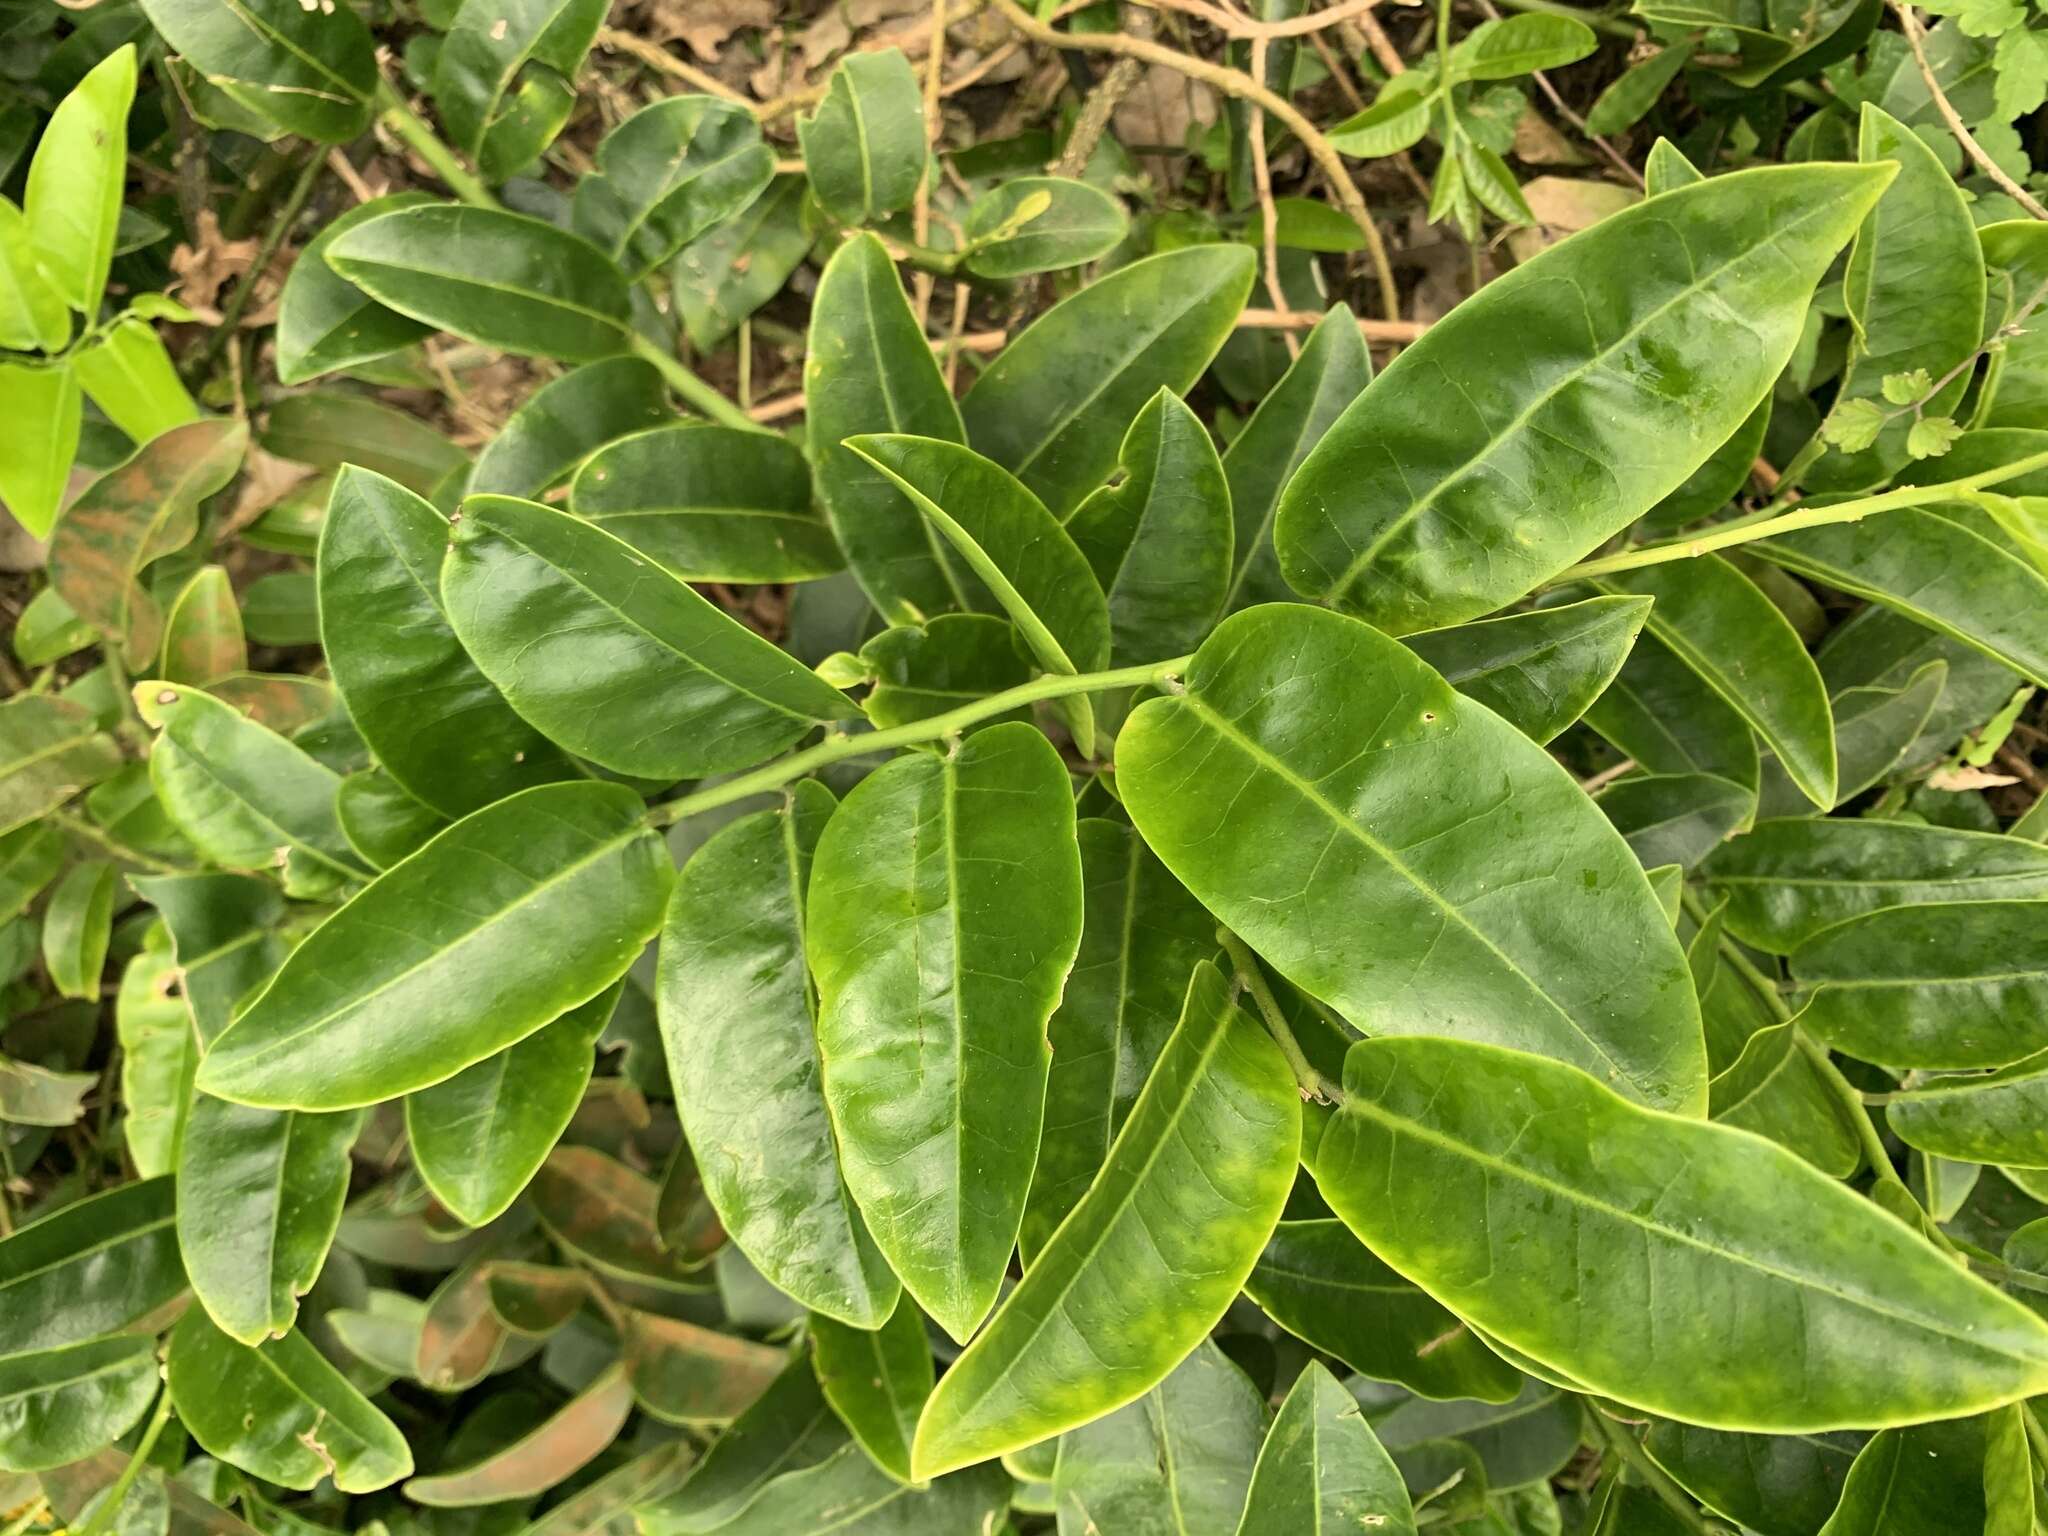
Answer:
[
  {"left": 1112, "top": 64, "right": 1215, "bottom": 158},
  {"left": 169, "top": 211, "right": 261, "bottom": 318},
  {"left": 1927, "top": 766, "right": 2023, "bottom": 791},
  {"left": 1513, "top": 107, "right": 1592, "bottom": 167},
  {"left": 645, "top": 0, "right": 776, "bottom": 60}
]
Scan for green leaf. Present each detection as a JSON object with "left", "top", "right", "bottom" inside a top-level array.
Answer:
[
  {"left": 264, "top": 389, "right": 468, "bottom": 495},
  {"left": 1119, "top": 605, "right": 1706, "bottom": 1113},
  {"left": 113, "top": 932, "right": 192, "bottom": 1169},
  {"left": 41, "top": 860, "right": 116, "bottom": 1002},
  {"left": 135, "top": 0, "right": 374, "bottom": 142},
  {"left": 13, "top": 588, "right": 93, "bottom": 669},
  {"left": 337, "top": 771, "right": 448, "bottom": 870},
  {"left": 1995, "top": 26, "right": 2048, "bottom": 119},
  {"left": 1816, "top": 1414, "right": 1987, "bottom": 1534},
  {"left": 675, "top": 174, "right": 810, "bottom": 352},
  {"left": 0, "top": 1337, "right": 157, "bottom": 1475},
  {"left": 1219, "top": 307, "right": 1370, "bottom": 613},
  {"left": 1582, "top": 626, "right": 1761, "bottom": 792},
  {"left": 0, "top": 196, "right": 70, "bottom": 353},
  {"left": 326, "top": 206, "right": 632, "bottom": 362},
  {"left": 1448, "top": 13, "right": 1597, "bottom": 80},
  {"left": 1642, "top": 1421, "right": 1860, "bottom": 1536},
  {"left": 274, "top": 193, "right": 438, "bottom": 385},
  {"left": 856, "top": 616, "right": 1031, "bottom": 731},
  {"left": 470, "top": 356, "right": 669, "bottom": 499},
  {"left": 1376, "top": 1379, "right": 1583, "bottom": 1492},
  {"left": 806, "top": 232, "right": 973, "bottom": 625},
  {"left": 682, "top": 1442, "right": 1007, "bottom": 1534},
  {"left": 320, "top": 467, "right": 571, "bottom": 817},
  {"left": 571, "top": 424, "right": 843, "bottom": 583},
  {"left": 49, "top": 418, "right": 248, "bottom": 669},
  {"left": 1243, "top": 1219, "right": 1522, "bottom": 1404},
  {"left": 1643, "top": 396, "right": 1772, "bottom": 533},
  {"left": 0, "top": 695, "right": 119, "bottom": 839},
  {"left": 1022, "top": 819, "right": 1221, "bottom": 1262},
  {"left": 1708, "top": 1021, "right": 1860, "bottom": 1177},
  {"left": 963, "top": 177, "right": 1128, "bottom": 278},
  {"left": 0, "top": 824, "right": 62, "bottom": 924},
  {"left": 0, "top": 1179, "right": 182, "bottom": 1359},
  {"left": 130, "top": 871, "right": 286, "bottom": 1046},
  {"left": 626, "top": 1310, "right": 787, "bottom": 1426},
  {"left": 177, "top": 1092, "right": 362, "bottom": 1344},
  {"left": 443, "top": 494, "right": 852, "bottom": 779},
  {"left": 657, "top": 785, "right": 898, "bottom": 1328},
  {"left": 797, "top": 50, "right": 926, "bottom": 225},
  {"left": 168, "top": 1309, "right": 411, "bottom": 1492},
  {"left": 808, "top": 721, "right": 1083, "bottom": 1342},
  {"left": 1584, "top": 42, "right": 1695, "bottom": 136},
  {"left": 1234, "top": 1361, "right": 1416, "bottom": 1536},
  {"left": 639, "top": 1355, "right": 850, "bottom": 1536},
  {"left": 911, "top": 961, "right": 1298, "bottom": 1478},
  {"left": 161, "top": 567, "right": 248, "bottom": 686},
  {"left": 573, "top": 97, "right": 776, "bottom": 280},
  {"left": 1315, "top": 1034, "right": 2048, "bottom": 1428},
  {"left": 405, "top": 982, "right": 618, "bottom": 1228},
  {"left": 71, "top": 319, "right": 200, "bottom": 446},
  {"left": 405, "top": 1364, "right": 632, "bottom": 1505},
  {"left": 531, "top": 1144, "right": 709, "bottom": 1291},
  {"left": 195, "top": 782, "right": 670, "bottom": 1110},
  {"left": 1067, "top": 389, "right": 1233, "bottom": 666},
  {"left": 0, "top": 361, "right": 81, "bottom": 538},
  {"left": 812, "top": 1297, "right": 934, "bottom": 1482},
  {"left": 434, "top": 0, "right": 606, "bottom": 182},
  {"left": 1701, "top": 818, "right": 2048, "bottom": 953},
  {"left": 1403, "top": 594, "right": 1650, "bottom": 744},
  {"left": 24, "top": 46, "right": 135, "bottom": 315},
  {"left": 1274, "top": 163, "right": 1892, "bottom": 632},
  {"left": 1329, "top": 78, "right": 1437, "bottom": 159},
  {"left": 962, "top": 245, "right": 1258, "bottom": 519},
  {"left": 1888, "top": 1050, "right": 2048, "bottom": 1166},
  {"left": 1757, "top": 658, "right": 1947, "bottom": 819}
]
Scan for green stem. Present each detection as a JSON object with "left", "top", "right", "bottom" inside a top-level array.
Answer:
[
  {"left": 626, "top": 332, "right": 763, "bottom": 433},
  {"left": 1559, "top": 447, "right": 2048, "bottom": 580},
  {"left": 647, "top": 654, "right": 1197, "bottom": 827},
  {"left": 1583, "top": 1402, "right": 1724, "bottom": 1534},
  {"left": 195, "top": 148, "right": 327, "bottom": 382},
  {"left": 1218, "top": 929, "right": 1342, "bottom": 1103},
  {"left": 49, "top": 811, "right": 192, "bottom": 876},
  {"left": 373, "top": 78, "right": 500, "bottom": 209},
  {"left": 74, "top": 1386, "right": 173, "bottom": 1536}
]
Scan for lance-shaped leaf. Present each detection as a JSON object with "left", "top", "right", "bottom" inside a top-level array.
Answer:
[
  {"left": 0, "top": 1179, "right": 183, "bottom": 1358},
  {"left": 808, "top": 721, "right": 1084, "bottom": 1342},
  {"left": 1243, "top": 1220, "right": 1522, "bottom": 1404},
  {"left": 42, "top": 860, "right": 115, "bottom": 1002},
  {"left": 1815, "top": 1415, "right": 1987, "bottom": 1534},
  {"left": 1235, "top": 1362, "right": 1416, "bottom": 1536},
  {"left": 962, "top": 244, "right": 1258, "bottom": 518},
  {"left": 136, "top": 682, "right": 370, "bottom": 894},
  {"left": 1584, "top": 624, "right": 1762, "bottom": 793},
  {"left": 406, "top": 1364, "right": 633, "bottom": 1505},
  {"left": 1596, "top": 772, "right": 1754, "bottom": 872},
  {"left": 1708, "top": 1021, "right": 1860, "bottom": 1178},
  {"left": 0, "top": 695, "right": 121, "bottom": 837},
  {"left": 471, "top": 356, "right": 669, "bottom": 498},
  {"left": 196, "top": 782, "right": 670, "bottom": 1110},
  {"left": 131, "top": 872, "right": 286, "bottom": 1046},
  {"left": 572, "top": 425, "right": 842, "bottom": 583},
  {"left": 628, "top": 1312, "right": 786, "bottom": 1426},
  {"left": 72, "top": 319, "right": 198, "bottom": 446},
  {"left": 405, "top": 982, "right": 618, "bottom": 1228},
  {"left": 483, "top": 1261, "right": 588, "bottom": 1335},
  {"left": 135, "top": 0, "right": 374, "bottom": 143},
  {"left": 1756, "top": 659, "right": 1948, "bottom": 820},
  {"left": 264, "top": 390, "right": 468, "bottom": 494},
  {"left": 807, "top": 233, "right": 972, "bottom": 625},
  {"left": 167, "top": 1309, "right": 411, "bottom": 1492},
  {"left": 857, "top": 615, "right": 1032, "bottom": 731},
  {"left": 573, "top": 97, "right": 776, "bottom": 279},
  {"left": 177, "top": 1092, "right": 362, "bottom": 1343},
  {"left": 1403, "top": 595, "right": 1649, "bottom": 744},
  {"left": 338, "top": 773, "right": 449, "bottom": 874},
  {"left": 434, "top": 0, "right": 606, "bottom": 182},
  {"left": 1022, "top": 819, "right": 1221, "bottom": 1262},
  {"left": 0, "top": 197, "right": 69, "bottom": 354},
  {"left": 638, "top": 1355, "right": 850, "bottom": 1536},
  {"left": 681, "top": 1443, "right": 1008, "bottom": 1535},
  {"left": 1701, "top": 819, "right": 2048, "bottom": 953},
  {"left": 1643, "top": 396, "right": 1772, "bottom": 532},
  {"left": 797, "top": 50, "right": 925, "bottom": 225},
  {"left": 23, "top": 46, "right": 133, "bottom": 314},
  {"left": 531, "top": 1145, "right": 709, "bottom": 1291},
  {"left": 1888, "top": 1052, "right": 2048, "bottom": 1167},
  {"left": 1595, "top": 556, "right": 1835, "bottom": 807},
  {"left": 1791, "top": 901, "right": 2048, "bottom": 1070},
  {"left": 524, "top": 1445, "right": 694, "bottom": 1536},
  {"left": 0, "top": 826, "right": 61, "bottom": 924},
  {"left": 326, "top": 206, "right": 632, "bottom": 362},
  {"left": 1315, "top": 1035, "right": 2048, "bottom": 1429},
  {"left": 911, "top": 961, "right": 1298, "bottom": 1477},
  {"left": 320, "top": 467, "right": 571, "bottom": 818},
  {"left": 963, "top": 176, "right": 1128, "bottom": 278},
  {"left": 161, "top": 567, "right": 247, "bottom": 686},
  {"left": 48, "top": 418, "right": 246, "bottom": 669},
  {"left": 1066, "top": 389, "right": 1233, "bottom": 666},
  {"left": 275, "top": 192, "right": 437, "bottom": 384},
  {"left": 658, "top": 785, "right": 898, "bottom": 1328},
  {"left": 812, "top": 1297, "right": 933, "bottom": 1482},
  {"left": 0, "top": 362, "right": 81, "bottom": 540},
  {"left": 1643, "top": 1421, "right": 1861, "bottom": 1536},
  {"left": 0, "top": 1336, "right": 158, "bottom": 1474},
  {"left": 677, "top": 174, "right": 809, "bottom": 351},
  {"left": 116, "top": 937, "right": 189, "bottom": 1167},
  {"left": 1274, "top": 164, "right": 1892, "bottom": 632},
  {"left": 1119, "top": 604, "right": 1706, "bottom": 1113},
  {"left": 1372, "top": 1379, "right": 1583, "bottom": 1490},
  {"left": 416, "top": 1258, "right": 513, "bottom": 1389},
  {"left": 443, "top": 495, "right": 853, "bottom": 780},
  {"left": 1221, "top": 305, "right": 1371, "bottom": 613}
]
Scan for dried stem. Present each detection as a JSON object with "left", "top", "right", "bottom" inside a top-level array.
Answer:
[{"left": 1893, "top": 1, "right": 2048, "bottom": 220}]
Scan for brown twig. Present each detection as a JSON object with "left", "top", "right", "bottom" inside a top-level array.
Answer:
[
  {"left": 1893, "top": 1, "right": 2048, "bottom": 220},
  {"left": 1247, "top": 37, "right": 1299, "bottom": 359},
  {"left": 1474, "top": 0, "right": 1642, "bottom": 188},
  {"left": 595, "top": 27, "right": 752, "bottom": 104},
  {"left": 1137, "top": 0, "right": 1390, "bottom": 39}
]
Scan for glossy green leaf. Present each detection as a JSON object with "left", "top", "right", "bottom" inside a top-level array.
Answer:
[
  {"left": 168, "top": 1308, "right": 411, "bottom": 1492},
  {"left": 274, "top": 193, "right": 437, "bottom": 385},
  {"left": 1756, "top": 659, "right": 1947, "bottom": 819},
  {"left": 337, "top": 771, "right": 449, "bottom": 870},
  {"left": 1243, "top": 1220, "right": 1523, "bottom": 1404},
  {"left": 135, "top": 0, "right": 374, "bottom": 142},
  {"left": 962, "top": 245, "right": 1258, "bottom": 519},
  {"left": 0, "top": 361, "right": 81, "bottom": 538},
  {"left": 658, "top": 785, "right": 897, "bottom": 1328},
  {"left": 470, "top": 356, "right": 669, "bottom": 498},
  {"left": 24, "top": 46, "right": 134, "bottom": 315},
  {"left": 639, "top": 1355, "right": 850, "bottom": 1536},
  {"left": 130, "top": 871, "right": 286, "bottom": 1047},
  {"left": 320, "top": 467, "right": 570, "bottom": 817},
  {"left": 1815, "top": 1415, "right": 1987, "bottom": 1534},
  {"left": 695, "top": 1442, "right": 1009, "bottom": 1534},
  {"left": 1022, "top": 818, "right": 1220, "bottom": 1262},
  {"left": 434, "top": 0, "right": 606, "bottom": 181},
  {"left": 1708, "top": 1021, "right": 1860, "bottom": 1178},
  {"left": 0, "top": 1337, "right": 157, "bottom": 1474},
  {"left": 72, "top": 320, "right": 199, "bottom": 446},
  {"left": 13, "top": 587, "right": 93, "bottom": 668},
  {"left": 1234, "top": 1361, "right": 1415, "bottom": 1536},
  {"left": 0, "top": 824, "right": 62, "bottom": 924},
  {"left": 482, "top": 1260, "right": 588, "bottom": 1335},
  {"left": 571, "top": 424, "right": 842, "bottom": 583},
  {"left": 1642, "top": 1421, "right": 1861, "bottom": 1536},
  {"left": 264, "top": 389, "right": 468, "bottom": 495},
  {"left": 1315, "top": 1035, "right": 2048, "bottom": 1429},
  {"left": 161, "top": 567, "right": 247, "bottom": 686},
  {"left": 524, "top": 1443, "right": 694, "bottom": 1536},
  {"left": 531, "top": 1144, "right": 708, "bottom": 1291},
  {"left": 1066, "top": 390, "right": 1233, "bottom": 666},
  {"left": 856, "top": 615, "right": 1030, "bottom": 731},
  {"left": 326, "top": 206, "right": 631, "bottom": 362},
  {"left": 41, "top": 860, "right": 116, "bottom": 1002},
  {"left": 1274, "top": 164, "right": 1892, "bottom": 632},
  {"left": 812, "top": 1297, "right": 933, "bottom": 1481},
  {"left": 0, "top": 1049, "right": 93, "bottom": 1130},
  {"left": 1595, "top": 556, "right": 1835, "bottom": 807},
  {"left": 808, "top": 720, "right": 1083, "bottom": 1342},
  {"left": 1448, "top": 13, "right": 1597, "bottom": 79},
  {"left": 573, "top": 96, "right": 776, "bottom": 279},
  {"left": 0, "top": 695, "right": 122, "bottom": 837},
  {"left": 1888, "top": 1052, "right": 2048, "bottom": 1167},
  {"left": 1583, "top": 626, "right": 1763, "bottom": 791},
  {"left": 0, "top": 196, "right": 69, "bottom": 353},
  {"left": 1596, "top": 772, "right": 1752, "bottom": 871},
  {"left": 1703, "top": 819, "right": 2048, "bottom": 953},
  {"left": 1373, "top": 1379, "right": 1583, "bottom": 1490},
  {"left": 1403, "top": 595, "right": 1649, "bottom": 745},
  {"left": 405, "top": 1364, "right": 632, "bottom": 1505},
  {"left": 627, "top": 1311, "right": 784, "bottom": 1426},
  {"left": 797, "top": 50, "right": 925, "bottom": 225},
  {"left": 1642, "top": 396, "right": 1770, "bottom": 533},
  {"left": 675, "top": 174, "right": 809, "bottom": 352},
  {"left": 443, "top": 494, "right": 852, "bottom": 780},
  {"left": 912, "top": 961, "right": 1298, "bottom": 1477},
  {"left": 195, "top": 782, "right": 670, "bottom": 1110},
  {"left": 963, "top": 177, "right": 1128, "bottom": 278},
  {"left": 0, "top": 1179, "right": 182, "bottom": 1358},
  {"left": 1119, "top": 605, "right": 1706, "bottom": 1113}
]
